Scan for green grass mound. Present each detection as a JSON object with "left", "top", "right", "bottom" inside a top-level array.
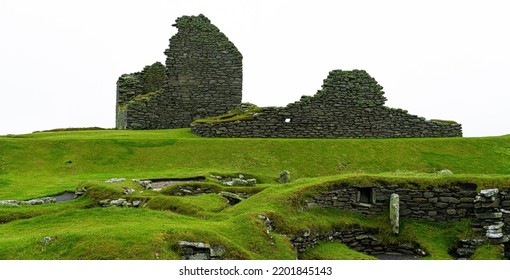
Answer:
[{"left": 1, "top": 128, "right": 509, "bottom": 259}]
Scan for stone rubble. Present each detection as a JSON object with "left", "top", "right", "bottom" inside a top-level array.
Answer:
[
  {"left": 133, "top": 179, "right": 153, "bottom": 189},
  {"left": 40, "top": 236, "right": 53, "bottom": 245},
  {"left": 105, "top": 178, "right": 126, "bottom": 183},
  {"left": 278, "top": 170, "right": 291, "bottom": 184},
  {"left": 0, "top": 197, "right": 56, "bottom": 206},
  {"left": 257, "top": 214, "right": 275, "bottom": 232},
  {"left": 219, "top": 192, "right": 244, "bottom": 205},
  {"left": 177, "top": 241, "right": 226, "bottom": 260},
  {"left": 123, "top": 188, "right": 135, "bottom": 195},
  {"left": 213, "top": 174, "right": 257, "bottom": 187},
  {"left": 99, "top": 198, "right": 143, "bottom": 208}
]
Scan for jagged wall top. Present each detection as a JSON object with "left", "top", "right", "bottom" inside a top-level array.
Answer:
[
  {"left": 191, "top": 69, "right": 463, "bottom": 138},
  {"left": 173, "top": 14, "right": 215, "bottom": 31},
  {"left": 166, "top": 14, "right": 242, "bottom": 59},
  {"left": 116, "top": 14, "right": 243, "bottom": 130},
  {"left": 315, "top": 70, "right": 387, "bottom": 106}
]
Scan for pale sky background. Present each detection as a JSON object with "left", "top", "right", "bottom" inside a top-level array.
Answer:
[{"left": 0, "top": 0, "right": 509, "bottom": 137}]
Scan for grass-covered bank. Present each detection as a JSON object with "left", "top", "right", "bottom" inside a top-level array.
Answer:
[
  {"left": 1, "top": 129, "right": 509, "bottom": 200},
  {"left": 0, "top": 128, "right": 509, "bottom": 259}
]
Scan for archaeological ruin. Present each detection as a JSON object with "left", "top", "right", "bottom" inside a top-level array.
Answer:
[
  {"left": 116, "top": 14, "right": 242, "bottom": 130},
  {"left": 116, "top": 14, "right": 462, "bottom": 138}
]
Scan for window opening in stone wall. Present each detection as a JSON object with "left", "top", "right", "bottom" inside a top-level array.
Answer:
[
  {"left": 285, "top": 118, "right": 291, "bottom": 123},
  {"left": 357, "top": 187, "right": 374, "bottom": 204}
]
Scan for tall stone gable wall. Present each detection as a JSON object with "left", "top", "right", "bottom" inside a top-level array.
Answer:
[
  {"left": 191, "top": 70, "right": 462, "bottom": 138},
  {"left": 116, "top": 14, "right": 242, "bottom": 129}
]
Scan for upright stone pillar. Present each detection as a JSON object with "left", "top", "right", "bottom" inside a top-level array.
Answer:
[{"left": 390, "top": 193, "right": 400, "bottom": 235}]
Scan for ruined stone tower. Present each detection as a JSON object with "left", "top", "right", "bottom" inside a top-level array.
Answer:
[{"left": 116, "top": 14, "right": 242, "bottom": 129}]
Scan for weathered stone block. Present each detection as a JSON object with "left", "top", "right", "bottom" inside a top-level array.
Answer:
[
  {"left": 502, "top": 200, "right": 510, "bottom": 207},
  {"left": 390, "top": 194, "right": 399, "bottom": 234},
  {"left": 480, "top": 189, "right": 499, "bottom": 198},
  {"left": 423, "top": 192, "right": 435, "bottom": 198},
  {"left": 413, "top": 198, "right": 428, "bottom": 204},
  {"left": 446, "top": 209, "right": 457, "bottom": 215},
  {"left": 439, "top": 197, "right": 460, "bottom": 204},
  {"left": 475, "top": 212, "right": 503, "bottom": 219},
  {"left": 457, "top": 203, "right": 474, "bottom": 209},
  {"left": 482, "top": 198, "right": 500, "bottom": 208},
  {"left": 435, "top": 203, "right": 449, "bottom": 209},
  {"left": 460, "top": 197, "right": 474, "bottom": 203}
]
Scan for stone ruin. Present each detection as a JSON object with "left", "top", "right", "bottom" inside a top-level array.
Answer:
[
  {"left": 116, "top": 14, "right": 462, "bottom": 138},
  {"left": 116, "top": 14, "right": 242, "bottom": 129},
  {"left": 305, "top": 183, "right": 510, "bottom": 259},
  {"left": 192, "top": 70, "right": 462, "bottom": 138}
]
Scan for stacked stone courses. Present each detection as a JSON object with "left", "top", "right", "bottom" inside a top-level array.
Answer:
[
  {"left": 306, "top": 184, "right": 510, "bottom": 258},
  {"left": 116, "top": 14, "right": 462, "bottom": 138},
  {"left": 116, "top": 14, "right": 242, "bottom": 130},
  {"left": 192, "top": 70, "right": 462, "bottom": 138},
  {"left": 307, "top": 185, "right": 479, "bottom": 222}
]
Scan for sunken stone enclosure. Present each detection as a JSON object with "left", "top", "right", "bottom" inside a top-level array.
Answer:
[
  {"left": 116, "top": 14, "right": 242, "bottom": 129},
  {"left": 303, "top": 183, "right": 510, "bottom": 259},
  {"left": 117, "top": 14, "right": 462, "bottom": 138}
]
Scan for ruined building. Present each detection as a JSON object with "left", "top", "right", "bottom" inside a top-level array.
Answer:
[
  {"left": 191, "top": 70, "right": 462, "bottom": 138},
  {"left": 116, "top": 14, "right": 242, "bottom": 129},
  {"left": 116, "top": 14, "right": 462, "bottom": 138}
]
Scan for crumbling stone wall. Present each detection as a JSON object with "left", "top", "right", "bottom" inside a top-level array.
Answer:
[
  {"left": 191, "top": 70, "right": 462, "bottom": 138},
  {"left": 116, "top": 14, "right": 242, "bottom": 129},
  {"left": 307, "top": 183, "right": 510, "bottom": 258},
  {"left": 308, "top": 184, "right": 478, "bottom": 221},
  {"left": 290, "top": 227, "right": 427, "bottom": 258}
]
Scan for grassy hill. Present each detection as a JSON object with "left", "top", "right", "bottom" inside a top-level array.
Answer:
[{"left": 0, "top": 129, "right": 509, "bottom": 259}]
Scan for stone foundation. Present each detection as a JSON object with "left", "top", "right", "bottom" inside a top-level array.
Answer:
[
  {"left": 290, "top": 227, "right": 427, "bottom": 259},
  {"left": 306, "top": 183, "right": 510, "bottom": 259}
]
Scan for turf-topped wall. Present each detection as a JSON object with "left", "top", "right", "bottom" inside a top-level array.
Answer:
[
  {"left": 304, "top": 183, "right": 510, "bottom": 258},
  {"left": 116, "top": 14, "right": 242, "bottom": 129},
  {"left": 191, "top": 70, "right": 462, "bottom": 138},
  {"left": 307, "top": 184, "right": 479, "bottom": 221},
  {"left": 306, "top": 183, "right": 510, "bottom": 258}
]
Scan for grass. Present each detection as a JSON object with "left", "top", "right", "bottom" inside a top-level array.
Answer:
[
  {"left": 192, "top": 104, "right": 264, "bottom": 124},
  {"left": 0, "top": 128, "right": 509, "bottom": 259},
  {"left": 300, "top": 241, "right": 377, "bottom": 260},
  {"left": 471, "top": 244, "right": 505, "bottom": 260}
]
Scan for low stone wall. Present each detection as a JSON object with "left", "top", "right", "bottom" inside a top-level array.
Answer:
[
  {"left": 307, "top": 185, "right": 478, "bottom": 222},
  {"left": 192, "top": 70, "right": 462, "bottom": 138},
  {"left": 290, "top": 227, "right": 427, "bottom": 259}
]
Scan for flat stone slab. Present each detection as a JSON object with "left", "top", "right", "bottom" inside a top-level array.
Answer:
[{"left": 480, "top": 189, "right": 499, "bottom": 198}]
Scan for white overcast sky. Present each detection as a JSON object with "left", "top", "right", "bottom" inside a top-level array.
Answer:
[{"left": 0, "top": 0, "right": 509, "bottom": 137}]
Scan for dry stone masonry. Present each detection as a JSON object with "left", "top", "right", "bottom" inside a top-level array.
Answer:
[
  {"left": 290, "top": 227, "right": 427, "bottom": 259},
  {"left": 116, "top": 14, "right": 462, "bottom": 138},
  {"left": 305, "top": 182, "right": 510, "bottom": 259},
  {"left": 177, "top": 241, "right": 226, "bottom": 260},
  {"left": 192, "top": 70, "right": 462, "bottom": 138},
  {"left": 116, "top": 14, "right": 242, "bottom": 129}
]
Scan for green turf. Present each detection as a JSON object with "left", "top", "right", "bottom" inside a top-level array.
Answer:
[
  {"left": 300, "top": 241, "right": 377, "bottom": 260},
  {"left": 0, "top": 128, "right": 509, "bottom": 259}
]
